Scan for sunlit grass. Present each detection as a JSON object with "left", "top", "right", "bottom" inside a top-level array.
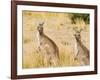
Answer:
[{"left": 23, "top": 41, "right": 80, "bottom": 68}]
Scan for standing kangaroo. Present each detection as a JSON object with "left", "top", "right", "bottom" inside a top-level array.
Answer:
[
  {"left": 37, "top": 22, "right": 59, "bottom": 67},
  {"left": 73, "top": 28, "right": 89, "bottom": 65}
]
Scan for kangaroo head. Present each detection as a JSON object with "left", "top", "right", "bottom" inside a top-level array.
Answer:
[
  {"left": 74, "top": 31, "right": 81, "bottom": 40},
  {"left": 73, "top": 27, "right": 83, "bottom": 41},
  {"left": 37, "top": 22, "right": 44, "bottom": 34}
]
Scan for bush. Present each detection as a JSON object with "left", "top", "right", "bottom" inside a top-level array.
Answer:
[{"left": 70, "top": 13, "right": 90, "bottom": 24}]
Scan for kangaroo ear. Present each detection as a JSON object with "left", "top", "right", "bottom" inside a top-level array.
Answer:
[
  {"left": 38, "top": 22, "right": 44, "bottom": 27},
  {"left": 41, "top": 22, "right": 44, "bottom": 25},
  {"left": 40, "top": 22, "right": 44, "bottom": 26}
]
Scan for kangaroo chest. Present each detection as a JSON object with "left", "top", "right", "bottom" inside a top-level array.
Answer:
[
  {"left": 75, "top": 39, "right": 86, "bottom": 58},
  {"left": 37, "top": 32, "right": 56, "bottom": 54},
  {"left": 37, "top": 32, "right": 50, "bottom": 48}
]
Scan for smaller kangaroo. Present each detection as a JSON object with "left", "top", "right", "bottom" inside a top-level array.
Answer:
[
  {"left": 37, "top": 22, "right": 59, "bottom": 67},
  {"left": 73, "top": 28, "right": 89, "bottom": 65}
]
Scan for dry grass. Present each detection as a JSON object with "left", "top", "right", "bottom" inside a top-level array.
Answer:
[{"left": 22, "top": 11, "right": 89, "bottom": 68}]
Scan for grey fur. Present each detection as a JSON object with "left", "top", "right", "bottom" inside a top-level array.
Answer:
[{"left": 73, "top": 28, "right": 90, "bottom": 65}]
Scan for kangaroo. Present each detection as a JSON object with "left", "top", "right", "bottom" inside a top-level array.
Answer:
[
  {"left": 73, "top": 28, "right": 89, "bottom": 66},
  {"left": 37, "top": 22, "right": 60, "bottom": 67}
]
